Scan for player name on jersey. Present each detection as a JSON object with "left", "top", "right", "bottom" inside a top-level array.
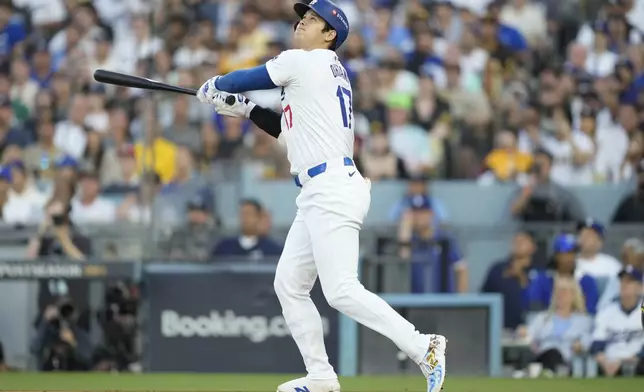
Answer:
[{"left": 330, "top": 64, "right": 349, "bottom": 83}]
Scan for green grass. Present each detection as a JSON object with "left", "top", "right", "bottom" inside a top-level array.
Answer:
[{"left": 0, "top": 373, "right": 642, "bottom": 392}]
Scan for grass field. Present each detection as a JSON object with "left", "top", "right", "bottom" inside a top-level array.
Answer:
[{"left": 0, "top": 373, "right": 642, "bottom": 392}]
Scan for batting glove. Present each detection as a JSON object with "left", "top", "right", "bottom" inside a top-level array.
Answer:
[
  {"left": 196, "top": 76, "right": 221, "bottom": 104},
  {"left": 213, "top": 92, "right": 256, "bottom": 119}
]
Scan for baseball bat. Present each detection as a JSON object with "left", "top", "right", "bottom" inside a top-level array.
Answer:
[{"left": 93, "top": 69, "right": 236, "bottom": 105}]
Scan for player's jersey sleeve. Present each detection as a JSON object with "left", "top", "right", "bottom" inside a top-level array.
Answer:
[{"left": 265, "top": 49, "right": 307, "bottom": 87}]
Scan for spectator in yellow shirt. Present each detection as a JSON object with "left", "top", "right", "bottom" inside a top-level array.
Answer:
[
  {"left": 134, "top": 112, "right": 178, "bottom": 184},
  {"left": 483, "top": 130, "right": 532, "bottom": 182}
]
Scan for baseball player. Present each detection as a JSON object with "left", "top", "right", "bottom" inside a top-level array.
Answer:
[
  {"left": 196, "top": 1, "right": 446, "bottom": 392},
  {"left": 590, "top": 266, "right": 644, "bottom": 376}
]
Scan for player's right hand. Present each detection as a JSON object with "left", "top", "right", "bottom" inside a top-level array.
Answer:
[
  {"left": 196, "top": 76, "right": 221, "bottom": 104},
  {"left": 212, "top": 92, "right": 256, "bottom": 119}
]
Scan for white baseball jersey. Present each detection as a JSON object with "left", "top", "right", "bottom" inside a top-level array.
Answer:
[
  {"left": 593, "top": 302, "right": 644, "bottom": 361},
  {"left": 541, "top": 131, "right": 595, "bottom": 186},
  {"left": 265, "top": 49, "right": 354, "bottom": 174},
  {"left": 575, "top": 253, "right": 622, "bottom": 279}
]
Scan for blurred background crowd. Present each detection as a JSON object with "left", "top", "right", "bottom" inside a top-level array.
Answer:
[{"left": 0, "top": 0, "right": 641, "bottom": 379}]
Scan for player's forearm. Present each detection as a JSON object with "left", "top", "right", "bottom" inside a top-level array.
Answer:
[
  {"left": 215, "top": 65, "right": 277, "bottom": 93},
  {"left": 249, "top": 106, "right": 282, "bottom": 139}
]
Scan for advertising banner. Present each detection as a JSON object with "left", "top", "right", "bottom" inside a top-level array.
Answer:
[{"left": 145, "top": 268, "right": 338, "bottom": 373}]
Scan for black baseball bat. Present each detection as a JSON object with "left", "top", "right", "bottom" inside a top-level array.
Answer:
[{"left": 93, "top": 69, "right": 236, "bottom": 105}]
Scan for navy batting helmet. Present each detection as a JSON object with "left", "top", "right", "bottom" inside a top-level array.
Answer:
[{"left": 294, "top": 0, "right": 350, "bottom": 50}]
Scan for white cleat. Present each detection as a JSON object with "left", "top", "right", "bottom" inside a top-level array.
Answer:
[
  {"left": 276, "top": 377, "right": 341, "bottom": 392},
  {"left": 419, "top": 335, "right": 447, "bottom": 392}
]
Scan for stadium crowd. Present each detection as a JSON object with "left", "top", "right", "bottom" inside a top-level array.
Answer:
[{"left": 0, "top": 0, "right": 641, "bottom": 378}]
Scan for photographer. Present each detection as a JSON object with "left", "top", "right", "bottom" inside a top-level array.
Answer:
[
  {"left": 30, "top": 297, "right": 92, "bottom": 371},
  {"left": 26, "top": 187, "right": 93, "bottom": 331},
  {"left": 92, "top": 282, "right": 139, "bottom": 372}
]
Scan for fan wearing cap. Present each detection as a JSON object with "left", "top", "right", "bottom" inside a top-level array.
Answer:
[
  {"left": 160, "top": 189, "right": 219, "bottom": 260},
  {"left": 527, "top": 233, "right": 599, "bottom": 314},
  {"left": 590, "top": 265, "right": 644, "bottom": 376},
  {"left": 598, "top": 238, "right": 644, "bottom": 311},
  {"left": 575, "top": 219, "right": 622, "bottom": 279},
  {"left": 397, "top": 194, "right": 467, "bottom": 294}
]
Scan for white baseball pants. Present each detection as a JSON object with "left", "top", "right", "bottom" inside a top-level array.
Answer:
[{"left": 273, "top": 160, "right": 430, "bottom": 380}]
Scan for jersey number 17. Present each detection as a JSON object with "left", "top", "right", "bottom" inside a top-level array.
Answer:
[
  {"left": 282, "top": 86, "right": 353, "bottom": 130},
  {"left": 336, "top": 86, "right": 353, "bottom": 129}
]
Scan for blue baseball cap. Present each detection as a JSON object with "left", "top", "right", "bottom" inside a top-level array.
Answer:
[
  {"left": 0, "top": 165, "right": 12, "bottom": 182},
  {"left": 294, "top": 0, "right": 350, "bottom": 50},
  {"left": 619, "top": 265, "right": 644, "bottom": 282},
  {"left": 577, "top": 218, "right": 605, "bottom": 238},
  {"left": 553, "top": 233, "right": 578, "bottom": 253},
  {"left": 187, "top": 189, "right": 214, "bottom": 213}
]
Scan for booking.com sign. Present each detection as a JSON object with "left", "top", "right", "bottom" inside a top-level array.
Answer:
[
  {"left": 144, "top": 268, "right": 338, "bottom": 373},
  {"left": 160, "top": 309, "right": 331, "bottom": 343}
]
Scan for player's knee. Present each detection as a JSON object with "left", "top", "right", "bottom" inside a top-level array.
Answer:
[
  {"left": 273, "top": 269, "right": 305, "bottom": 301},
  {"left": 273, "top": 272, "right": 288, "bottom": 300},
  {"left": 324, "top": 282, "right": 357, "bottom": 311}
]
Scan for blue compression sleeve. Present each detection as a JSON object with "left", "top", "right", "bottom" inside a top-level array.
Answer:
[{"left": 214, "top": 65, "right": 277, "bottom": 93}]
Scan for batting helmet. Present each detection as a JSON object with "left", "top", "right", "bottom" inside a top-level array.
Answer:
[{"left": 293, "top": 0, "right": 350, "bottom": 50}]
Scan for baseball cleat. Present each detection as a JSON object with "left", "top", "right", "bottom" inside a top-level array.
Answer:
[
  {"left": 276, "top": 377, "right": 341, "bottom": 392},
  {"left": 419, "top": 334, "right": 447, "bottom": 392}
]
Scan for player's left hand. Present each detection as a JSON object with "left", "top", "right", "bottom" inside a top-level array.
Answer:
[
  {"left": 196, "top": 76, "right": 221, "bottom": 104},
  {"left": 212, "top": 92, "right": 256, "bottom": 119}
]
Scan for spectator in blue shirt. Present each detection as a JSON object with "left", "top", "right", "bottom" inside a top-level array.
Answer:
[
  {"left": 527, "top": 233, "right": 599, "bottom": 314},
  {"left": 481, "top": 229, "right": 537, "bottom": 330},
  {"left": 615, "top": 59, "right": 644, "bottom": 105},
  {"left": 0, "top": 2, "right": 26, "bottom": 59},
  {"left": 29, "top": 41, "right": 54, "bottom": 89},
  {"left": 390, "top": 177, "right": 448, "bottom": 226},
  {"left": 210, "top": 199, "right": 282, "bottom": 261},
  {"left": 397, "top": 194, "right": 466, "bottom": 293}
]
